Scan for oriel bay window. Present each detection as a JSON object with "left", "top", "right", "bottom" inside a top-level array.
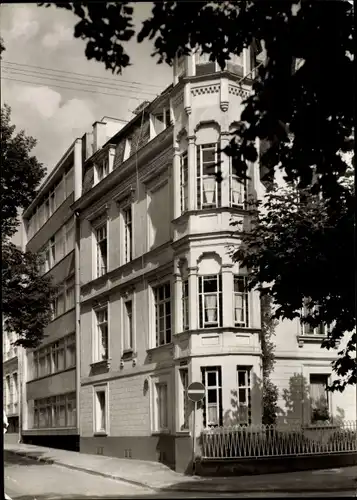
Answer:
[
  {"left": 154, "top": 283, "right": 171, "bottom": 346},
  {"left": 197, "top": 143, "right": 221, "bottom": 209},
  {"left": 199, "top": 275, "right": 222, "bottom": 328},
  {"left": 202, "top": 366, "right": 223, "bottom": 427},
  {"left": 229, "top": 158, "right": 246, "bottom": 208},
  {"left": 234, "top": 276, "right": 249, "bottom": 327}
]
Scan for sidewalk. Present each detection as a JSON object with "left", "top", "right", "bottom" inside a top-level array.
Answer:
[{"left": 4, "top": 442, "right": 357, "bottom": 494}]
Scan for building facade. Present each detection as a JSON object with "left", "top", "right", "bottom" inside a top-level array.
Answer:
[{"left": 72, "top": 48, "right": 355, "bottom": 473}]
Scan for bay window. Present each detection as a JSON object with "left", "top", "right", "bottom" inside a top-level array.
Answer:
[
  {"left": 154, "top": 282, "right": 171, "bottom": 346},
  {"left": 233, "top": 276, "right": 249, "bottom": 327},
  {"left": 180, "top": 151, "right": 188, "bottom": 213},
  {"left": 202, "top": 366, "right": 222, "bottom": 427},
  {"left": 196, "top": 143, "right": 221, "bottom": 209},
  {"left": 195, "top": 51, "right": 216, "bottom": 75},
  {"left": 182, "top": 279, "right": 189, "bottom": 331},
  {"left": 199, "top": 275, "right": 222, "bottom": 328},
  {"left": 230, "top": 159, "right": 246, "bottom": 207}
]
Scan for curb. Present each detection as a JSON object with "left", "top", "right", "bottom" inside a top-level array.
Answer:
[{"left": 5, "top": 449, "right": 357, "bottom": 495}]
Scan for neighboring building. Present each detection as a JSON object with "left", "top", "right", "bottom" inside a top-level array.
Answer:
[{"left": 3, "top": 329, "right": 19, "bottom": 440}]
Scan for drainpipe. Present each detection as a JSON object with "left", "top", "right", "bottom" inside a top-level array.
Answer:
[{"left": 74, "top": 139, "right": 82, "bottom": 443}]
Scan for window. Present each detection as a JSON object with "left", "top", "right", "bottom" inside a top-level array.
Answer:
[
  {"left": 229, "top": 158, "right": 246, "bottom": 207},
  {"left": 52, "top": 340, "right": 65, "bottom": 372},
  {"left": 94, "top": 388, "right": 107, "bottom": 433},
  {"left": 33, "top": 393, "right": 76, "bottom": 429},
  {"left": 227, "top": 52, "right": 244, "bottom": 76},
  {"left": 38, "top": 349, "right": 47, "bottom": 377},
  {"left": 199, "top": 275, "right": 222, "bottom": 328},
  {"left": 95, "top": 307, "right": 109, "bottom": 361},
  {"left": 5, "top": 375, "right": 11, "bottom": 412},
  {"left": 236, "top": 367, "right": 252, "bottom": 425},
  {"left": 49, "top": 189, "right": 56, "bottom": 215},
  {"left": 195, "top": 51, "right": 216, "bottom": 75},
  {"left": 182, "top": 279, "right": 189, "bottom": 331},
  {"left": 180, "top": 151, "right": 188, "bottom": 213},
  {"left": 44, "top": 199, "right": 50, "bottom": 220},
  {"left": 66, "top": 333, "right": 76, "bottom": 368},
  {"left": 123, "top": 206, "right": 133, "bottom": 263},
  {"left": 95, "top": 224, "right": 107, "bottom": 277},
  {"left": 96, "top": 157, "right": 109, "bottom": 182},
  {"left": 124, "top": 300, "right": 134, "bottom": 351},
  {"left": 196, "top": 143, "right": 221, "bottom": 209},
  {"left": 155, "top": 383, "right": 168, "bottom": 431},
  {"left": 52, "top": 285, "right": 65, "bottom": 319},
  {"left": 179, "top": 369, "right": 189, "bottom": 431},
  {"left": 310, "top": 374, "right": 330, "bottom": 423},
  {"left": 50, "top": 236, "right": 56, "bottom": 267},
  {"left": 301, "top": 301, "right": 327, "bottom": 335},
  {"left": 66, "top": 393, "right": 76, "bottom": 427},
  {"left": 202, "top": 367, "right": 222, "bottom": 427},
  {"left": 13, "top": 372, "right": 18, "bottom": 411},
  {"left": 234, "top": 276, "right": 249, "bottom": 327},
  {"left": 65, "top": 275, "right": 75, "bottom": 310},
  {"left": 123, "top": 138, "right": 132, "bottom": 161},
  {"left": 65, "top": 167, "right": 74, "bottom": 197},
  {"left": 65, "top": 218, "right": 75, "bottom": 254},
  {"left": 154, "top": 283, "right": 171, "bottom": 346}
]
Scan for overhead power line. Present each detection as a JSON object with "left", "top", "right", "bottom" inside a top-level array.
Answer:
[
  {"left": 2, "top": 60, "right": 164, "bottom": 89},
  {"left": 1, "top": 76, "right": 151, "bottom": 101},
  {"left": 2, "top": 67, "right": 158, "bottom": 97}
]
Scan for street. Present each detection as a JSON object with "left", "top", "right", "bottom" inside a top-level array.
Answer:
[{"left": 4, "top": 451, "right": 357, "bottom": 499}]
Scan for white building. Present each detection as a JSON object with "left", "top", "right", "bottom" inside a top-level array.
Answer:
[{"left": 71, "top": 50, "right": 356, "bottom": 472}]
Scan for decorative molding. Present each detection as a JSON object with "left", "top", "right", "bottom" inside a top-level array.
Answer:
[
  {"left": 122, "top": 286, "right": 135, "bottom": 300},
  {"left": 86, "top": 202, "right": 109, "bottom": 222},
  {"left": 194, "top": 120, "right": 221, "bottom": 134},
  {"left": 176, "top": 128, "right": 188, "bottom": 143},
  {"left": 228, "top": 85, "right": 250, "bottom": 99},
  {"left": 192, "top": 84, "right": 220, "bottom": 96},
  {"left": 220, "top": 101, "right": 229, "bottom": 112}
]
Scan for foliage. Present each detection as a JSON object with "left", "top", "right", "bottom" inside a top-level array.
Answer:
[
  {"left": 38, "top": 1, "right": 355, "bottom": 386},
  {"left": 260, "top": 295, "right": 279, "bottom": 425},
  {"left": 1, "top": 103, "right": 55, "bottom": 348},
  {"left": 311, "top": 396, "right": 330, "bottom": 423}
]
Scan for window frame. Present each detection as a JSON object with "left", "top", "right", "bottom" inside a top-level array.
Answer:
[
  {"left": 93, "top": 384, "right": 109, "bottom": 435},
  {"left": 233, "top": 275, "right": 249, "bottom": 328},
  {"left": 94, "top": 305, "right": 109, "bottom": 363},
  {"left": 301, "top": 300, "right": 328, "bottom": 336},
  {"left": 182, "top": 278, "right": 189, "bottom": 331},
  {"left": 229, "top": 157, "right": 246, "bottom": 208},
  {"left": 309, "top": 373, "right": 331, "bottom": 423},
  {"left": 179, "top": 368, "right": 189, "bottom": 431},
  {"left": 198, "top": 274, "right": 223, "bottom": 329},
  {"left": 201, "top": 366, "right": 223, "bottom": 428},
  {"left": 153, "top": 282, "right": 172, "bottom": 347},
  {"left": 123, "top": 205, "right": 133, "bottom": 263},
  {"left": 196, "top": 143, "right": 221, "bottom": 209},
  {"left": 180, "top": 151, "right": 188, "bottom": 214},
  {"left": 123, "top": 298, "right": 134, "bottom": 352},
  {"left": 236, "top": 366, "right": 252, "bottom": 425},
  {"left": 95, "top": 222, "right": 108, "bottom": 278}
]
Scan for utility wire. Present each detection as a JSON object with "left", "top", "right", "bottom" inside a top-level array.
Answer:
[
  {"left": 2, "top": 60, "right": 164, "bottom": 89},
  {"left": 2, "top": 67, "right": 158, "bottom": 97},
  {"left": 1, "top": 76, "right": 150, "bottom": 101}
]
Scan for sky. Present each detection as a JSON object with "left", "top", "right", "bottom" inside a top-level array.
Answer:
[{"left": 0, "top": 3, "right": 172, "bottom": 172}]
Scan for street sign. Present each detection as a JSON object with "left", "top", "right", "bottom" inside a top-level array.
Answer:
[{"left": 187, "top": 381, "right": 205, "bottom": 402}]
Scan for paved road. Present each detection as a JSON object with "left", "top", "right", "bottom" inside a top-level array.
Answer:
[{"left": 4, "top": 452, "right": 357, "bottom": 499}]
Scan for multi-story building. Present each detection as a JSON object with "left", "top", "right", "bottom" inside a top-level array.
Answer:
[
  {"left": 3, "top": 329, "right": 19, "bottom": 442},
  {"left": 19, "top": 117, "right": 126, "bottom": 450},
  {"left": 72, "top": 49, "right": 356, "bottom": 472}
]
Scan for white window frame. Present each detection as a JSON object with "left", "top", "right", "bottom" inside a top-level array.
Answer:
[
  {"left": 179, "top": 368, "right": 189, "bottom": 431},
  {"left": 202, "top": 366, "right": 222, "bottom": 428},
  {"left": 93, "top": 384, "right": 109, "bottom": 435},
  {"left": 196, "top": 143, "right": 220, "bottom": 209},
  {"left": 93, "top": 305, "right": 109, "bottom": 363},
  {"left": 153, "top": 282, "right": 172, "bottom": 347},
  {"left": 233, "top": 275, "right": 249, "bottom": 327},
  {"left": 229, "top": 158, "right": 246, "bottom": 208},
  {"left": 95, "top": 223, "right": 108, "bottom": 278},
  {"left": 182, "top": 278, "right": 189, "bottom": 331},
  {"left": 95, "top": 157, "right": 109, "bottom": 184},
  {"left": 123, "top": 138, "right": 132, "bottom": 162},
  {"left": 236, "top": 366, "right": 252, "bottom": 425},
  {"left": 198, "top": 274, "right": 222, "bottom": 329},
  {"left": 123, "top": 205, "right": 133, "bottom": 263},
  {"left": 123, "top": 298, "right": 134, "bottom": 352},
  {"left": 180, "top": 151, "right": 188, "bottom": 214}
]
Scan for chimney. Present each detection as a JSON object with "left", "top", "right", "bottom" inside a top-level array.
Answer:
[{"left": 92, "top": 121, "right": 107, "bottom": 153}]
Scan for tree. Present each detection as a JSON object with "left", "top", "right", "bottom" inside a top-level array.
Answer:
[
  {"left": 1, "top": 104, "right": 55, "bottom": 348},
  {"left": 38, "top": 1, "right": 355, "bottom": 386}
]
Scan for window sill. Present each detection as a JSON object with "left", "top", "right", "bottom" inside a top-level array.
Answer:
[
  {"left": 297, "top": 335, "right": 327, "bottom": 346},
  {"left": 152, "top": 429, "right": 171, "bottom": 436},
  {"left": 90, "top": 359, "right": 111, "bottom": 370},
  {"left": 94, "top": 431, "right": 108, "bottom": 437},
  {"left": 172, "top": 206, "right": 252, "bottom": 224},
  {"left": 121, "top": 349, "right": 136, "bottom": 361},
  {"left": 147, "top": 342, "right": 174, "bottom": 354},
  {"left": 175, "top": 430, "right": 191, "bottom": 436}
]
